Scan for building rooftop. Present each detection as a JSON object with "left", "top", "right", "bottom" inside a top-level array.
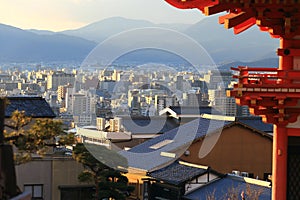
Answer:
[
  {"left": 120, "top": 115, "right": 272, "bottom": 172},
  {"left": 183, "top": 174, "right": 271, "bottom": 200},
  {"left": 237, "top": 117, "right": 273, "bottom": 133},
  {"left": 122, "top": 116, "right": 179, "bottom": 135},
  {"left": 6, "top": 96, "right": 56, "bottom": 118},
  {"left": 120, "top": 118, "right": 227, "bottom": 172},
  {"left": 161, "top": 106, "right": 221, "bottom": 117},
  {"left": 148, "top": 160, "right": 211, "bottom": 185},
  {"left": 127, "top": 118, "right": 226, "bottom": 154}
]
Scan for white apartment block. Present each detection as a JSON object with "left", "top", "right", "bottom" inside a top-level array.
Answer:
[
  {"left": 214, "top": 97, "right": 237, "bottom": 116},
  {"left": 65, "top": 89, "right": 97, "bottom": 126},
  {"left": 47, "top": 71, "right": 75, "bottom": 91},
  {"left": 154, "top": 95, "right": 177, "bottom": 115}
]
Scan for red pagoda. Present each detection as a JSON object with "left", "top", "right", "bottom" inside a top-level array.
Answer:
[{"left": 165, "top": 0, "right": 300, "bottom": 199}]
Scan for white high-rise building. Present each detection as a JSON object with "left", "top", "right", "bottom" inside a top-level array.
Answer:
[
  {"left": 204, "top": 70, "right": 233, "bottom": 89},
  {"left": 47, "top": 71, "right": 75, "bottom": 91},
  {"left": 65, "top": 87, "right": 75, "bottom": 113},
  {"left": 96, "top": 117, "right": 106, "bottom": 131},
  {"left": 72, "top": 93, "right": 90, "bottom": 115},
  {"left": 65, "top": 89, "right": 97, "bottom": 126},
  {"left": 57, "top": 84, "right": 73, "bottom": 103},
  {"left": 154, "top": 95, "right": 177, "bottom": 114},
  {"left": 214, "top": 97, "right": 237, "bottom": 116}
]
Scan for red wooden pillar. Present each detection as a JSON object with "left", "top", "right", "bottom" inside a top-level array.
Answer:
[
  {"left": 279, "top": 38, "right": 293, "bottom": 71},
  {"left": 272, "top": 38, "right": 295, "bottom": 200},
  {"left": 272, "top": 38, "right": 291, "bottom": 200},
  {"left": 272, "top": 125, "right": 288, "bottom": 200}
]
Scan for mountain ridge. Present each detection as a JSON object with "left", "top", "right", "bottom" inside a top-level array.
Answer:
[
  {"left": 0, "top": 16, "right": 279, "bottom": 64},
  {"left": 0, "top": 23, "right": 96, "bottom": 62}
]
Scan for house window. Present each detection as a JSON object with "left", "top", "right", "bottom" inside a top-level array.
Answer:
[
  {"left": 59, "top": 186, "right": 94, "bottom": 200},
  {"left": 24, "top": 184, "right": 43, "bottom": 200}
]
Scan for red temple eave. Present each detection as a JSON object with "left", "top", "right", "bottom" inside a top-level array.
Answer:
[
  {"left": 165, "top": 0, "right": 300, "bottom": 37},
  {"left": 165, "top": 0, "right": 218, "bottom": 10},
  {"left": 228, "top": 66, "right": 300, "bottom": 125}
]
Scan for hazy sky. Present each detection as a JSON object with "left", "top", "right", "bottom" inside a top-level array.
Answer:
[{"left": 0, "top": 0, "right": 204, "bottom": 31}]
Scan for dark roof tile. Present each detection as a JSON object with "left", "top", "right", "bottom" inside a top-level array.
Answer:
[
  {"left": 6, "top": 96, "right": 56, "bottom": 118},
  {"left": 128, "top": 118, "right": 228, "bottom": 154},
  {"left": 122, "top": 117, "right": 179, "bottom": 134},
  {"left": 168, "top": 106, "right": 221, "bottom": 115},
  {"left": 184, "top": 174, "right": 271, "bottom": 200},
  {"left": 120, "top": 118, "right": 228, "bottom": 171},
  {"left": 148, "top": 160, "right": 208, "bottom": 185},
  {"left": 237, "top": 117, "right": 273, "bottom": 133}
]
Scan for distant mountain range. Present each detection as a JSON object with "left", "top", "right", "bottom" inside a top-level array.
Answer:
[
  {"left": 183, "top": 16, "right": 277, "bottom": 62},
  {"left": 0, "top": 16, "right": 279, "bottom": 66},
  {"left": 60, "top": 17, "right": 192, "bottom": 43},
  {"left": 218, "top": 57, "right": 279, "bottom": 70},
  {"left": 0, "top": 24, "right": 95, "bottom": 62}
]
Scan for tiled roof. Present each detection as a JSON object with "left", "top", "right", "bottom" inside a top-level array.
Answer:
[
  {"left": 6, "top": 96, "right": 56, "bottom": 118},
  {"left": 122, "top": 116, "right": 179, "bottom": 134},
  {"left": 184, "top": 174, "right": 271, "bottom": 200},
  {"left": 237, "top": 117, "right": 273, "bottom": 133},
  {"left": 168, "top": 106, "right": 221, "bottom": 115},
  {"left": 120, "top": 118, "right": 227, "bottom": 171},
  {"left": 148, "top": 160, "right": 208, "bottom": 185},
  {"left": 120, "top": 116, "right": 272, "bottom": 172},
  {"left": 128, "top": 118, "right": 226, "bottom": 154}
]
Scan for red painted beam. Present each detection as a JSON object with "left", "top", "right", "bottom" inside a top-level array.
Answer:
[
  {"left": 277, "top": 48, "right": 300, "bottom": 57},
  {"left": 219, "top": 13, "right": 237, "bottom": 24},
  {"left": 204, "top": 4, "right": 231, "bottom": 16},
  {"left": 224, "top": 11, "right": 255, "bottom": 29},
  {"left": 233, "top": 17, "right": 256, "bottom": 34},
  {"left": 287, "top": 128, "right": 300, "bottom": 136},
  {"left": 164, "top": 0, "right": 217, "bottom": 9}
]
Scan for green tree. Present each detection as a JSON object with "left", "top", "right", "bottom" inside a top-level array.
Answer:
[
  {"left": 0, "top": 108, "right": 75, "bottom": 199},
  {"left": 4, "top": 110, "right": 74, "bottom": 164},
  {"left": 73, "top": 143, "right": 134, "bottom": 200}
]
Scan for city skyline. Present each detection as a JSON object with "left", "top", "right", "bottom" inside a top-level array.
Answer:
[{"left": 0, "top": 0, "right": 204, "bottom": 31}]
